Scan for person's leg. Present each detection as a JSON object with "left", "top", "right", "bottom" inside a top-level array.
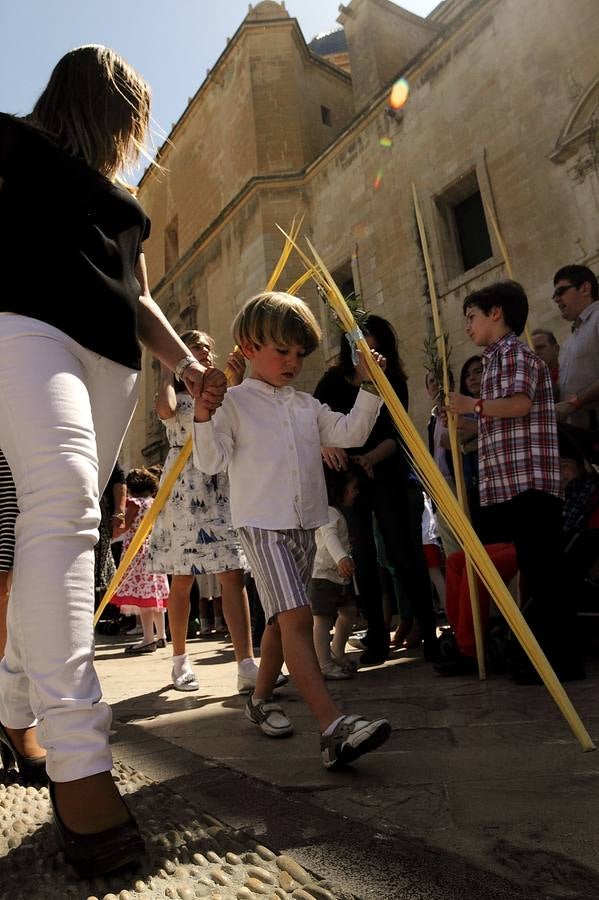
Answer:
[
  {"left": 347, "top": 495, "right": 388, "bottom": 658},
  {"left": 313, "top": 614, "right": 333, "bottom": 668},
  {"left": 139, "top": 608, "right": 156, "bottom": 645},
  {"left": 218, "top": 569, "right": 254, "bottom": 661},
  {"left": 167, "top": 575, "right": 195, "bottom": 657},
  {"left": 510, "top": 491, "right": 579, "bottom": 670},
  {"left": 278, "top": 606, "right": 340, "bottom": 731},
  {"left": 375, "top": 479, "right": 435, "bottom": 651},
  {"left": 154, "top": 609, "right": 167, "bottom": 641},
  {"left": 0, "top": 570, "right": 11, "bottom": 659},
  {"left": 331, "top": 605, "right": 357, "bottom": 661},
  {"left": 0, "top": 316, "right": 138, "bottom": 830}
]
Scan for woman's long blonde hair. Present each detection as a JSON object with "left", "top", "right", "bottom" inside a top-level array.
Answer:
[{"left": 29, "top": 45, "right": 151, "bottom": 180}]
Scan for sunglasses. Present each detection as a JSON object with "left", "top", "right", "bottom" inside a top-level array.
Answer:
[{"left": 552, "top": 284, "right": 576, "bottom": 299}]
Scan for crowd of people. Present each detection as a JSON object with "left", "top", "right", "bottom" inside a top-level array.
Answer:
[{"left": 0, "top": 44, "right": 597, "bottom": 880}]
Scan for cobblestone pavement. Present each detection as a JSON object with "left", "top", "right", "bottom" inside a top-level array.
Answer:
[{"left": 2, "top": 629, "right": 599, "bottom": 900}]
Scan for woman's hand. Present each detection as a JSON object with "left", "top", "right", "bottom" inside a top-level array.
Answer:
[
  {"left": 321, "top": 446, "right": 348, "bottom": 471},
  {"left": 184, "top": 364, "right": 227, "bottom": 411},
  {"left": 351, "top": 452, "right": 375, "bottom": 479},
  {"left": 226, "top": 348, "right": 246, "bottom": 386},
  {"left": 355, "top": 349, "right": 386, "bottom": 383},
  {"left": 447, "top": 392, "right": 476, "bottom": 415},
  {"left": 336, "top": 556, "right": 355, "bottom": 579}
]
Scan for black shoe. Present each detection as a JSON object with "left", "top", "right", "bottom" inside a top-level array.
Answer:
[
  {"left": 49, "top": 780, "right": 145, "bottom": 878},
  {"left": 434, "top": 654, "right": 478, "bottom": 677},
  {"left": 359, "top": 647, "right": 389, "bottom": 667},
  {"left": 124, "top": 641, "right": 157, "bottom": 655},
  {"left": 423, "top": 636, "right": 442, "bottom": 664},
  {"left": 0, "top": 722, "right": 47, "bottom": 785}
]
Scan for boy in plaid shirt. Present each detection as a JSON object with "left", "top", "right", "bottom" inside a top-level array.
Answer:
[{"left": 449, "top": 281, "right": 584, "bottom": 682}]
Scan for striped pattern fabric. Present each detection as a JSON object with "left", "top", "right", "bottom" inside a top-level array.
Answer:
[
  {"left": 238, "top": 526, "right": 316, "bottom": 623},
  {"left": 478, "top": 332, "right": 562, "bottom": 506},
  {"left": 0, "top": 447, "right": 18, "bottom": 572}
]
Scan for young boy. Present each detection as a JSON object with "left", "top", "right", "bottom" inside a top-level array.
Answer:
[
  {"left": 448, "top": 280, "right": 584, "bottom": 682},
  {"left": 193, "top": 291, "right": 391, "bottom": 768}
]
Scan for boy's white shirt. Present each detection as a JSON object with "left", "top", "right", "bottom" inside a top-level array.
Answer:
[
  {"left": 313, "top": 505, "right": 351, "bottom": 585},
  {"left": 192, "top": 376, "right": 382, "bottom": 530}
]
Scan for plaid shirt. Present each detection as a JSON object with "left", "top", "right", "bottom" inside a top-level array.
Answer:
[{"left": 478, "top": 332, "right": 561, "bottom": 506}]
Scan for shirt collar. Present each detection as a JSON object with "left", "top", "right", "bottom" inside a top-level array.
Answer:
[
  {"left": 240, "top": 377, "right": 294, "bottom": 396},
  {"left": 483, "top": 331, "right": 516, "bottom": 360},
  {"left": 571, "top": 300, "right": 598, "bottom": 332}
]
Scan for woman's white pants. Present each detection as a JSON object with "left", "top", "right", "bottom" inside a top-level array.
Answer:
[{"left": 0, "top": 314, "right": 139, "bottom": 782}]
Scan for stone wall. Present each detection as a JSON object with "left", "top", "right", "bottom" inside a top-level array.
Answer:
[{"left": 126, "top": 0, "right": 599, "bottom": 468}]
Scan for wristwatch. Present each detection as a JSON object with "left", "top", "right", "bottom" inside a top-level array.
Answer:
[
  {"left": 473, "top": 399, "right": 485, "bottom": 416},
  {"left": 174, "top": 354, "right": 196, "bottom": 381}
]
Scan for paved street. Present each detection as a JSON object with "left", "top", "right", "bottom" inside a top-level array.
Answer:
[{"left": 2, "top": 631, "right": 599, "bottom": 899}]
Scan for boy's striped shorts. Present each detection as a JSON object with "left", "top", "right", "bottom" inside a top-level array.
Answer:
[{"left": 237, "top": 526, "right": 316, "bottom": 624}]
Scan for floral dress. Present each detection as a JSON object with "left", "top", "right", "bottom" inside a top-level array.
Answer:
[
  {"left": 110, "top": 496, "right": 170, "bottom": 611},
  {"left": 147, "top": 393, "right": 246, "bottom": 576}
]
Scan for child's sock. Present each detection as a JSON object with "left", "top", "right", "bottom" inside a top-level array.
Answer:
[
  {"left": 172, "top": 653, "right": 193, "bottom": 677},
  {"left": 200, "top": 617, "right": 211, "bottom": 632},
  {"left": 214, "top": 615, "right": 225, "bottom": 629},
  {"left": 238, "top": 657, "right": 258, "bottom": 675},
  {"left": 154, "top": 611, "right": 167, "bottom": 640}
]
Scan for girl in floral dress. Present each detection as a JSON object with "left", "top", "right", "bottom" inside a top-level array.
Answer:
[
  {"left": 110, "top": 468, "right": 169, "bottom": 653},
  {"left": 147, "top": 331, "right": 269, "bottom": 693}
]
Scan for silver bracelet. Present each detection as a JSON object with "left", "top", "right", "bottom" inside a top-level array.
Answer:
[{"left": 174, "top": 354, "right": 196, "bottom": 381}]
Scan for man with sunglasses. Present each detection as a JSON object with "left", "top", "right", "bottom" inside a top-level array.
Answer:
[{"left": 553, "top": 264, "right": 599, "bottom": 431}]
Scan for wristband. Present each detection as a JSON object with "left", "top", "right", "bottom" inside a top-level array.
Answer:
[
  {"left": 568, "top": 394, "right": 583, "bottom": 410},
  {"left": 174, "top": 354, "right": 196, "bottom": 381},
  {"left": 111, "top": 512, "right": 126, "bottom": 521},
  {"left": 473, "top": 399, "right": 485, "bottom": 417}
]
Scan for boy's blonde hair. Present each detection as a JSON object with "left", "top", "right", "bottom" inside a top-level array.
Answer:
[
  {"left": 233, "top": 292, "right": 321, "bottom": 356},
  {"left": 29, "top": 45, "right": 151, "bottom": 180}
]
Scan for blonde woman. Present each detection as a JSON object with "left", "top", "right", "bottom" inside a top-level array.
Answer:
[{"left": 0, "top": 46, "right": 226, "bottom": 876}]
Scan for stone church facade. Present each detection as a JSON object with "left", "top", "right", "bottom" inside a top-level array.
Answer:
[{"left": 124, "top": 0, "right": 599, "bottom": 467}]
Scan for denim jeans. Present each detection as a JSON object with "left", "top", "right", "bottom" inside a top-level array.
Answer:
[{"left": 0, "top": 314, "right": 139, "bottom": 781}]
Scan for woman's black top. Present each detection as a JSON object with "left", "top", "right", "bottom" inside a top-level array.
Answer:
[
  {"left": 314, "top": 368, "right": 410, "bottom": 478},
  {"left": 0, "top": 113, "right": 150, "bottom": 370}
]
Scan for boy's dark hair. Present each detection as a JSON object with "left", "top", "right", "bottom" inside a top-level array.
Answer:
[
  {"left": 463, "top": 280, "right": 528, "bottom": 336},
  {"left": 126, "top": 467, "right": 159, "bottom": 496},
  {"left": 324, "top": 462, "right": 360, "bottom": 507},
  {"left": 553, "top": 265, "right": 598, "bottom": 301}
]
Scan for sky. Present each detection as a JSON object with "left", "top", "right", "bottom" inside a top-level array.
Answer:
[{"left": 0, "top": 0, "right": 437, "bottom": 180}]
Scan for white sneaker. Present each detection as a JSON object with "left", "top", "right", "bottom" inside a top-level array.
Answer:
[
  {"left": 321, "top": 714, "right": 391, "bottom": 769},
  {"left": 321, "top": 661, "right": 352, "bottom": 680},
  {"left": 172, "top": 668, "right": 199, "bottom": 691},
  {"left": 237, "top": 669, "right": 289, "bottom": 694},
  {"left": 245, "top": 696, "right": 293, "bottom": 737}
]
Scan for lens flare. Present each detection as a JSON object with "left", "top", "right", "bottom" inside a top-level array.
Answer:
[
  {"left": 389, "top": 78, "right": 409, "bottom": 110},
  {"left": 379, "top": 137, "right": 393, "bottom": 148},
  {"left": 373, "top": 169, "right": 383, "bottom": 189}
]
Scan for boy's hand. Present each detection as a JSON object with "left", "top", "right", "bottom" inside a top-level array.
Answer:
[
  {"left": 322, "top": 446, "right": 348, "bottom": 471},
  {"left": 355, "top": 349, "right": 386, "bottom": 382},
  {"left": 337, "top": 556, "right": 355, "bottom": 578},
  {"left": 447, "top": 392, "right": 476, "bottom": 415},
  {"left": 185, "top": 365, "right": 227, "bottom": 410},
  {"left": 226, "top": 348, "right": 246, "bottom": 386}
]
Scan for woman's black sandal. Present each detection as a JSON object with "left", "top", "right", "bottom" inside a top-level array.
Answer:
[
  {"left": 0, "top": 721, "right": 47, "bottom": 785},
  {"left": 49, "top": 780, "right": 145, "bottom": 878}
]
